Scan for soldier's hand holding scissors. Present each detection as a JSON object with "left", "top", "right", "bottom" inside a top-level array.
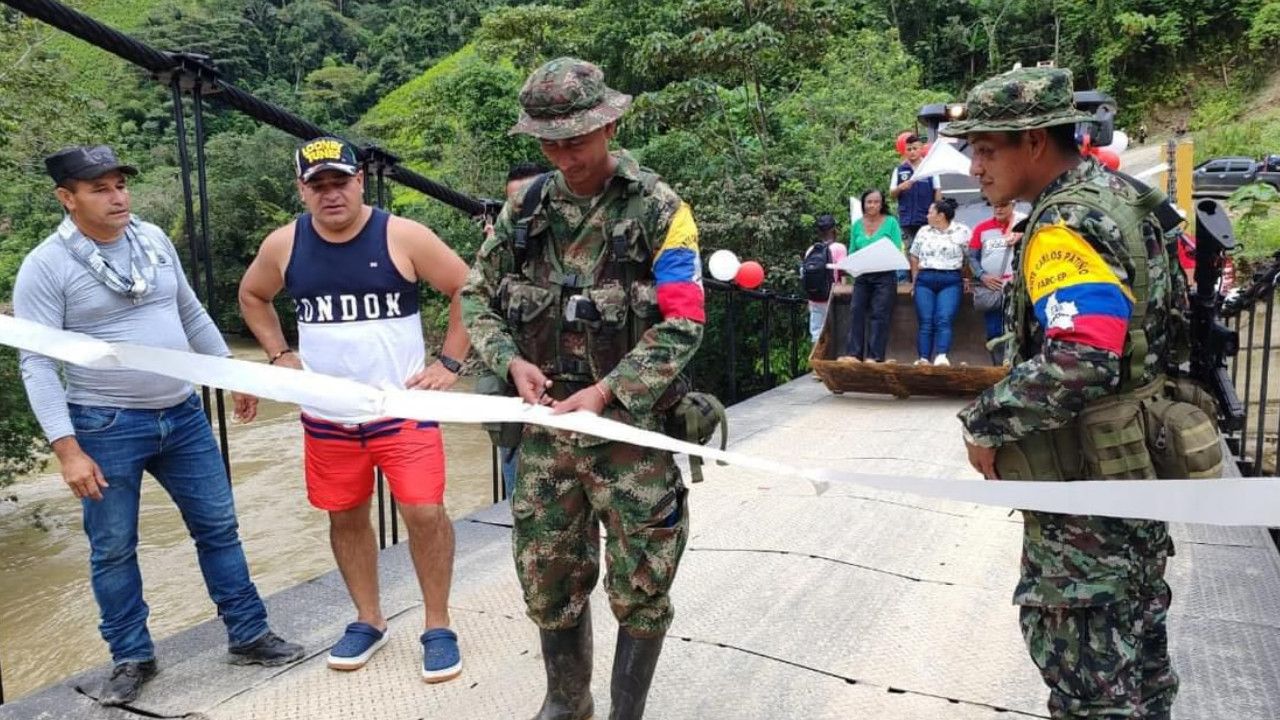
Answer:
[{"left": 509, "top": 357, "right": 553, "bottom": 406}]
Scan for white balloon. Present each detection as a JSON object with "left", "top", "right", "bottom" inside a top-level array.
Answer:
[
  {"left": 1102, "top": 129, "right": 1129, "bottom": 155},
  {"left": 707, "top": 249, "right": 741, "bottom": 282}
]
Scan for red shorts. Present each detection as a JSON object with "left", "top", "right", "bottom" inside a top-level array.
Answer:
[{"left": 301, "top": 415, "right": 446, "bottom": 511}]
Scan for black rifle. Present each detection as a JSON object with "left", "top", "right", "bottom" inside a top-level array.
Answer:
[{"left": 1191, "top": 199, "right": 1246, "bottom": 431}]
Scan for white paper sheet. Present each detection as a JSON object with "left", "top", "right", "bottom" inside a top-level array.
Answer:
[
  {"left": 910, "top": 139, "right": 973, "bottom": 181},
  {"left": 832, "top": 238, "right": 909, "bottom": 276}
]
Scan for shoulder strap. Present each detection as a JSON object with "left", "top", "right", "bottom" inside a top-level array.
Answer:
[
  {"left": 613, "top": 169, "right": 662, "bottom": 262},
  {"left": 512, "top": 173, "right": 552, "bottom": 269},
  {"left": 1116, "top": 171, "right": 1184, "bottom": 234}
]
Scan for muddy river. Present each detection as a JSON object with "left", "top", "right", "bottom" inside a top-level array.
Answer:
[{"left": 0, "top": 347, "right": 499, "bottom": 700}]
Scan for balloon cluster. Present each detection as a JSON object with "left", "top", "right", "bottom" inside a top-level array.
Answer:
[
  {"left": 1080, "top": 130, "right": 1129, "bottom": 172},
  {"left": 707, "top": 249, "right": 765, "bottom": 290},
  {"left": 895, "top": 131, "right": 931, "bottom": 158}
]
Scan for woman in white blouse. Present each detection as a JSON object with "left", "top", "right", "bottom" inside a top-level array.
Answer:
[{"left": 908, "top": 198, "right": 971, "bottom": 366}]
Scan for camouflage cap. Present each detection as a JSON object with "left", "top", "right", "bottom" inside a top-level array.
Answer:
[
  {"left": 939, "top": 67, "right": 1092, "bottom": 137},
  {"left": 509, "top": 57, "right": 632, "bottom": 140}
]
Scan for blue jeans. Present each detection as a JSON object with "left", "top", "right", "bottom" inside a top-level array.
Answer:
[
  {"left": 808, "top": 303, "right": 828, "bottom": 344},
  {"left": 983, "top": 307, "right": 1004, "bottom": 341},
  {"left": 70, "top": 393, "right": 268, "bottom": 663},
  {"left": 501, "top": 446, "right": 519, "bottom": 499},
  {"left": 846, "top": 271, "right": 897, "bottom": 361},
  {"left": 914, "top": 269, "right": 963, "bottom": 359}
]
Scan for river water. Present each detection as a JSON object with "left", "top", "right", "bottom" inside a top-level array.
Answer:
[{"left": 0, "top": 349, "right": 499, "bottom": 701}]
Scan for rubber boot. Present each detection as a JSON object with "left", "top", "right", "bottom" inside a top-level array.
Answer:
[
  {"left": 531, "top": 607, "right": 595, "bottom": 720},
  {"left": 608, "top": 630, "right": 665, "bottom": 720}
]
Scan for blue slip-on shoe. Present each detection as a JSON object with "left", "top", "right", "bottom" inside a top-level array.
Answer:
[
  {"left": 420, "top": 627, "right": 463, "bottom": 683},
  {"left": 327, "top": 622, "right": 388, "bottom": 671}
]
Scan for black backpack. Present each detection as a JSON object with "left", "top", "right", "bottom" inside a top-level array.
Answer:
[{"left": 801, "top": 242, "right": 834, "bottom": 301}]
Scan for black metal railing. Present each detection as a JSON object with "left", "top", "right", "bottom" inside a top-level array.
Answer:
[
  {"left": 693, "top": 279, "right": 809, "bottom": 405},
  {"left": 1222, "top": 258, "right": 1280, "bottom": 476}
]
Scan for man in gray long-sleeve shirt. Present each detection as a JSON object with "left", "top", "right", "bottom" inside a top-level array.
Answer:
[{"left": 13, "top": 145, "right": 303, "bottom": 707}]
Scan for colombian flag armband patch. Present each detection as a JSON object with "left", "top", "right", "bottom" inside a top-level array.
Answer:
[
  {"left": 1023, "top": 225, "right": 1132, "bottom": 354},
  {"left": 652, "top": 203, "right": 706, "bottom": 323}
]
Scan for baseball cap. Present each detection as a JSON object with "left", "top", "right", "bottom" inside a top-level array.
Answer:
[
  {"left": 295, "top": 137, "right": 360, "bottom": 182},
  {"left": 44, "top": 145, "right": 137, "bottom": 186}
]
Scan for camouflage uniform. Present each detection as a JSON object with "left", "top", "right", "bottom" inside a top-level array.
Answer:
[
  {"left": 460, "top": 59, "right": 704, "bottom": 640},
  {"left": 945, "top": 69, "right": 1180, "bottom": 719}
]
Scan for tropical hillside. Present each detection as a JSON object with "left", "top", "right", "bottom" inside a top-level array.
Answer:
[{"left": 1, "top": 0, "right": 1279, "bottom": 485}]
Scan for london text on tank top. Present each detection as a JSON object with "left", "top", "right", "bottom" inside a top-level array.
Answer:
[{"left": 284, "top": 208, "right": 425, "bottom": 423}]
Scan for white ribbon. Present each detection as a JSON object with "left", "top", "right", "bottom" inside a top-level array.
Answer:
[{"left": 3, "top": 314, "right": 1279, "bottom": 527}]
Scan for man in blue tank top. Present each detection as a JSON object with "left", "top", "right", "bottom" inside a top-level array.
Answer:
[{"left": 239, "top": 137, "right": 472, "bottom": 683}]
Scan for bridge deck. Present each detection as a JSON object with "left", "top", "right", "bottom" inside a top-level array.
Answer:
[{"left": 3, "top": 376, "right": 1278, "bottom": 719}]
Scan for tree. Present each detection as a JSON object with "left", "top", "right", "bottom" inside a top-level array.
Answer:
[
  {"left": 301, "top": 60, "right": 379, "bottom": 127},
  {"left": 1249, "top": 0, "right": 1280, "bottom": 50}
]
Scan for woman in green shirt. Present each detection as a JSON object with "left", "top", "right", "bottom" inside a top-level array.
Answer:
[{"left": 842, "top": 189, "right": 903, "bottom": 362}]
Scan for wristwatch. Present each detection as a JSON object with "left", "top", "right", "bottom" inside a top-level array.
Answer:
[{"left": 438, "top": 354, "right": 462, "bottom": 374}]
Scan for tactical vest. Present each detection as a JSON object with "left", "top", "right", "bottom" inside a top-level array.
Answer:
[
  {"left": 498, "top": 170, "right": 668, "bottom": 397},
  {"left": 487, "top": 170, "right": 728, "bottom": 480},
  {"left": 994, "top": 173, "right": 1222, "bottom": 481}
]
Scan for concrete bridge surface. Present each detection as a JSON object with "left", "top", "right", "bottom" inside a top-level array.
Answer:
[{"left": 2, "top": 376, "right": 1278, "bottom": 719}]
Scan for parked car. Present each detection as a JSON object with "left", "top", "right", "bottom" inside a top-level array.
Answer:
[{"left": 1193, "top": 155, "right": 1280, "bottom": 197}]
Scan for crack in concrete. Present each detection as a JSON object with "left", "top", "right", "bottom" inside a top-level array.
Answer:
[
  {"left": 720, "top": 489, "right": 1021, "bottom": 522},
  {"left": 1182, "top": 539, "right": 1266, "bottom": 549},
  {"left": 72, "top": 685, "right": 209, "bottom": 719},
  {"left": 673, "top": 635, "right": 1050, "bottom": 718},
  {"left": 686, "top": 547, "right": 958, "bottom": 586},
  {"left": 465, "top": 518, "right": 513, "bottom": 529}
]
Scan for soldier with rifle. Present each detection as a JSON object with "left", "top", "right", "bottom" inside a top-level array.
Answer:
[{"left": 945, "top": 67, "right": 1236, "bottom": 719}]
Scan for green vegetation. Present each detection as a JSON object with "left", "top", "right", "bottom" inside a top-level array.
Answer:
[
  {"left": 2, "top": 0, "right": 1279, "bottom": 485},
  {"left": 1195, "top": 105, "right": 1280, "bottom": 266},
  {"left": 1227, "top": 183, "right": 1280, "bottom": 263}
]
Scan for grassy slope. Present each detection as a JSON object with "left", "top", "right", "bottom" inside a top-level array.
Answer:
[
  {"left": 356, "top": 44, "right": 480, "bottom": 168},
  {"left": 356, "top": 43, "right": 511, "bottom": 206}
]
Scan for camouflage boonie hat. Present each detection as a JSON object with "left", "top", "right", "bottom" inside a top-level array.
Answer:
[
  {"left": 940, "top": 67, "right": 1092, "bottom": 137},
  {"left": 509, "top": 57, "right": 632, "bottom": 140}
]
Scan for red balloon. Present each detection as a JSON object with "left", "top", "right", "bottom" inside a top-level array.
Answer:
[
  {"left": 735, "top": 260, "right": 765, "bottom": 289},
  {"left": 1095, "top": 148, "right": 1121, "bottom": 171},
  {"left": 896, "top": 131, "right": 913, "bottom": 156}
]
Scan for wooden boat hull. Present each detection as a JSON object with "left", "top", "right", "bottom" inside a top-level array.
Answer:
[{"left": 811, "top": 285, "right": 1009, "bottom": 398}]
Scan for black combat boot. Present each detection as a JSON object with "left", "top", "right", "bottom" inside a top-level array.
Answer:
[
  {"left": 531, "top": 607, "right": 595, "bottom": 720},
  {"left": 608, "top": 630, "right": 665, "bottom": 720}
]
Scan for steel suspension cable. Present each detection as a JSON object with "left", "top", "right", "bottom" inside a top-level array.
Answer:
[{"left": 2, "top": 0, "right": 488, "bottom": 216}]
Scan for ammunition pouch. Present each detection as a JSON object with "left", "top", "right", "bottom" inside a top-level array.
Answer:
[
  {"left": 994, "top": 425, "right": 1083, "bottom": 481},
  {"left": 1148, "top": 378, "right": 1224, "bottom": 479},
  {"left": 1078, "top": 383, "right": 1158, "bottom": 480},
  {"left": 475, "top": 372, "right": 524, "bottom": 448},
  {"left": 996, "top": 377, "right": 1221, "bottom": 481},
  {"left": 663, "top": 390, "right": 728, "bottom": 484}
]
